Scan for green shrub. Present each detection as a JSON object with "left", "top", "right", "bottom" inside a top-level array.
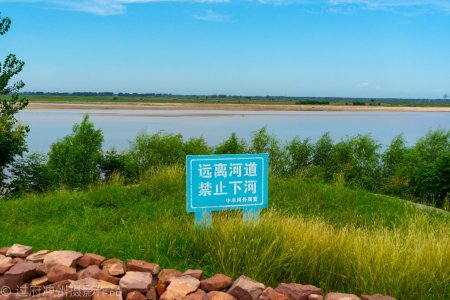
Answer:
[
  {"left": 48, "top": 115, "right": 103, "bottom": 188},
  {"left": 215, "top": 132, "right": 247, "bottom": 154}
]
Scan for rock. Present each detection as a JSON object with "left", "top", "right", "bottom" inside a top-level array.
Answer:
[
  {"left": 0, "top": 255, "right": 13, "bottom": 265},
  {"left": 158, "top": 269, "right": 182, "bottom": 285},
  {"left": 26, "top": 290, "right": 68, "bottom": 299},
  {"left": 102, "top": 259, "right": 126, "bottom": 277},
  {"left": 0, "top": 263, "right": 14, "bottom": 275},
  {"left": 78, "top": 265, "right": 110, "bottom": 281},
  {"left": 182, "top": 269, "right": 204, "bottom": 280},
  {"left": 30, "top": 275, "right": 50, "bottom": 287},
  {"left": 128, "top": 260, "right": 160, "bottom": 275},
  {"left": 43, "top": 251, "right": 83, "bottom": 272},
  {"left": 0, "top": 292, "right": 29, "bottom": 300},
  {"left": 325, "top": 293, "right": 361, "bottom": 300},
  {"left": 260, "top": 287, "right": 289, "bottom": 300},
  {"left": 126, "top": 291, "right": 147, "bottom": 300},
  {"left": 68, "top": 278, "right": 122, "bottom": 300},
  {"left": 227, "top": 275, "right": 265, "bottom": 300},
  {"left": 77, "top": 253, "right": 106, "bottom": 268},
  {"left": 35, "top": 263, "right": 46, "bottom": 276},
  {"left": 308, "top": 295, "right": 324, "bottom": 300},
  {"left": 183, "top": 289, "right": 208, "bottom": 300},
  {"left": 0, "top": 247, "right": 10, "bottom": 256},
  {"left": 0, "top": 262, "right": 37, "bottom": 292},
  {"left": 92, "top": 293, "right": 124, "bottom": 300},
  {"left": 119, "top": 271, "right": 153, "bottom": 296},
  {"left": 200, "top": 274, "right": 233, "bottom": 292},
  {"left": 6, "top": 244, "right": 33, "bottom": 258},
  {"left": 275, "top": 283, "right": 323, "bottom": 300},
  {"left": 107, "top": 275, "right": 121, "bottom": 285},
  {"left": 160, "top": 276, "right": 200, "bottom": 300},
  {"left": 146, "top": 287, "right": 158, "bottom": 300},
  {"left": 26, "top": 251, "right": 50, "bottom": 263},
  {"left": 207, "top": 291, "right": 237, "bottom": 300},
  {"left": 156, "top": 282, "right": 167, "bottom": 296},
  {"left": 12, "top": 258, "right": 25, "bottom": 265},
  {"left": 47, "top": 264, "right": 78, "bottom": 283},
  {"left": 45, "top": 279, "right": 72, "bottom": 293},
  {"left": 361, "top": 295, "right": 396, "bottom": 300}
]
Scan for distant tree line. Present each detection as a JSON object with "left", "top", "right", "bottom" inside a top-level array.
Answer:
[
  {"left": 21, "top": 91, "right": 450, "bottom": 103},
  {"left": 1, "top": 116, "right": 449, "bottom": 209}
]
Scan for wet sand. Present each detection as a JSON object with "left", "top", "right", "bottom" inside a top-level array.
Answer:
[{"left": 26, "top": 102, "right": 450, "bottom": 113}]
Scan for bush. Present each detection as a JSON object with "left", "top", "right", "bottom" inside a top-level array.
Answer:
[
  {"left": 250, "top": 127, "right": 287, "bottom": 176},
  {"left": 48, "top": 115, "right": 103, "bottom": 189},
  {"left": 184, "top": 136, "right": 212, "bottom": 155},
  {"left": 285, "top": 136, "right": 313, "bottom": 176},
  {"left": 128, "top": 131, "right": 185, "bottom": 179},
  {"left": 215, "top": 132, "right": 247, "bottom": 154},
  {"left": 6, "top": 152, "right": 53, "bottom": 196}
]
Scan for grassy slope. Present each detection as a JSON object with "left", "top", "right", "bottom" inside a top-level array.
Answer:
[{"left": 1, "top": 168, "right": 449, "bottom": 299}]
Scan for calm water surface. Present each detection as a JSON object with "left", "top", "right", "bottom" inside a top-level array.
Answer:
[{"left": 18, "top": 109, "right": 450, "bottom": 152}]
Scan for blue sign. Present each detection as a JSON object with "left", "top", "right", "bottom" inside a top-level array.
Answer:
[{"left": 186, "top": 154, "right": 269, "bottom": 226}]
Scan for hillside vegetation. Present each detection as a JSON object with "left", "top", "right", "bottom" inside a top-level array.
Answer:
[{"left": 1, "top": 168, "right": 449, "bottom": 299}]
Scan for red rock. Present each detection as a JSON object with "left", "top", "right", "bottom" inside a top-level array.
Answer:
[
  {"left": 77, "top": 253, "right": 106, "bottom": 268},
  {"left": 0, "top": 292, "right": 29, "bottom": 300},
  {"left": 308, "top": 295, "right": 324, "bottom": 300},
  {"left": 102, "top": 259, "right": 126, "bottom": 277},
  {"left": 275, "top": 283, "right": 323, "bottom": 300},
  {"left": 35, "top": 263, "right": 46, "bottom": 276},
  {"left": 156, "top": 282, "right": 167, "bottom": 296},
  {"left": 182, "top": 269, "right": 203, "bottom": 280},
  {"left": 92, "top": 293, "right": 123, "bottom": 300},
  {"left": 68, "top": 278, "right": 121, "bottom": 300},
  {"left": 361, "top": 295, "right": 396, "bottom": 300},
  {"left": 161, "top": 276, "right": 200, "bottom": 300},
  {"left": 0, "top": 247, "right": 10, "bottom": 256},
  {"left": 47, "top": 264, "right": 77, "bottom": 283},
  {"left": 128, "top": 260, "right": 160, "bottom": 275},
  {"left": 0, "top": 255, "right": 13, "bottom": 264},
  {"left": 325, "top": 293, "right": 361, "bottom": 300},
  {"left": 207, "top": 291, "right": 236, "bottom": 300},
  {"left": 0, "top": 263, "right": 14, "bottom": 275},
  {"left": 119, "top": 271, "right": 153, "bottom": 296},
  {"left": 158, "top": 269, "right": 182, "bottom": 285},
  {"left": 12, "top": 258, "right": 25, "bottom": 265},
  {"left": 126, "top": 291, "right": 147, "bottom": 300},
  {"left": 146, "top": 287, "right": 158, "bottom": 300},
  {"left": 43, "top": 251, "right": 83, "bottom": 272},
  {"left": 260, "top": 287, "right": 289, "bottom": 300},
  {"left": 183, "top": 289, "right": 208, "bottom": 300},
  {"left": 107, "top": 275, "right": 121, "bottom": 285},
  {"left": 227, "top": 275, "right": 265, "bottom": 300},
  {"left": 6, "top": 245, "right": 33, "bottom": 258},
  {"left": 26, "top": 251, "right": 50, "bottom": 263},
  {"left": 78, "top": 265, "right": 110, "bottom": 281},
  {"left": 26, "top": 290, "right": 67, "bottom": 299},
  {"left": 200, "top": 274, "right": 233, "bottom": 292},
  {"left": 0, "top": 262, "right": 37, "bottom": 292}
]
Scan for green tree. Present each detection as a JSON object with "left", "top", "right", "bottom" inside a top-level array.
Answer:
[
  {"left": 48, "top": 115, "right": 103, "bottom": 188},
  {"left": 0, "top": 13, "right": 29, "bottom": 185}
]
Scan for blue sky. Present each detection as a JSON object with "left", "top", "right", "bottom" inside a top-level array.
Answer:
[{"left": 0, "top": 0, "right": 449, "bottom": 98}]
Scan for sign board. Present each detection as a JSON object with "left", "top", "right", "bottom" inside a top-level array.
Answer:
[{"left": 186, "top": 154, "right": 269, "bottom": 226}]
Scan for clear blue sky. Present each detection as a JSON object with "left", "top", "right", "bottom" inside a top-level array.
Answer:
[{"left": 1, "top": 0, "right": 449, "bottom": 98}]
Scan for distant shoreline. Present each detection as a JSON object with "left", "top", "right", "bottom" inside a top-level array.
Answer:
[{"left": 26, "top": 102, "right": 450, "bottom": 112}]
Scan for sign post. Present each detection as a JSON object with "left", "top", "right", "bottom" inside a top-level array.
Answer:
[{"left": 186, "top": 154, "right": 269, "bottom": 227}]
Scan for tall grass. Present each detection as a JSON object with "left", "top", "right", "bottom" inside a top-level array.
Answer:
[{"left": 1, "top": 167, "right": 449, "bottom": 299}]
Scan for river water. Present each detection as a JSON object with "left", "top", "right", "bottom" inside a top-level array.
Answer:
[{"left": 18, "top": 109, "right": 450, "bottom": 152}]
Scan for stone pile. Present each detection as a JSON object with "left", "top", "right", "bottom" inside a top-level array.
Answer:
[{"left": 0, "top": 244, "right": 396, "bottom": 300}]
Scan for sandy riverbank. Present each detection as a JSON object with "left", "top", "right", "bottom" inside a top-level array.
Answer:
[{"left": 26, "top": 102, "right": 450, "bottom": 112}]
